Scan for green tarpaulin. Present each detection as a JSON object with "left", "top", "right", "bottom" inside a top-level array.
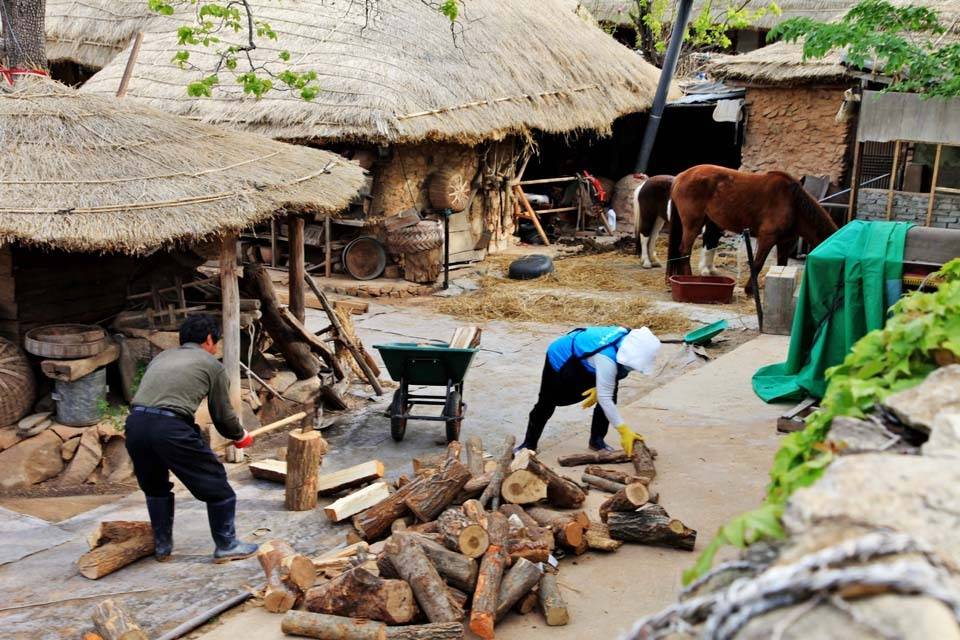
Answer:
[{"left": 753, "top": 220, "right": 911, "bottom": 403}]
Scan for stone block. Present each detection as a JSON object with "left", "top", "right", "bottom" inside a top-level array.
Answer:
[{"left": 762, "top": 265, "right": 801, "bottom": 335}]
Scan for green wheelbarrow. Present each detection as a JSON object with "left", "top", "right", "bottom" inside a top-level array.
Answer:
[{"left": 373, "top": 342, "right": 479, "bottom": 443}]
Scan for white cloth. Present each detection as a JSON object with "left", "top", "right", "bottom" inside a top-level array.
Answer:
[
  {"left": 713, "top": 99, "right": 744, "bottom": 123},
  {"left": 616, "top": 327, "right": 662, "bottom": 375}
]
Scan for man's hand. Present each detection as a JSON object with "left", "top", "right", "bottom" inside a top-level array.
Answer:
[
  {"left": 234, "top": 430, "right": 254, "bottom": 449},
  {"left": 580, "top": 387, "right": 598, "bottom": 409},
  {"left": 615, "top": 424, "right": 643, "bottom": 456}
]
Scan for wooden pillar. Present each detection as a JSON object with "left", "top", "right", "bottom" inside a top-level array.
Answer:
[
  {"left": 221, "top": 233, "right": 243, "bottom": 463},
  {"left": 847, "top": 140, "right": 862, "bottom": 223},
  {"left": 288, "top": 214, "right": 306, "bottom": 323},
  {"left": 270, "top": 218, "right": 278, "bottom": 268},
  {"left": 885, "top": 140, "right": 902, "bottom": 220},
  {"left": 324, "top": 215, "right": 332, "bottom": 278},
  {"left": 925, "top": 144, "right": 943, "bottom": 227}
]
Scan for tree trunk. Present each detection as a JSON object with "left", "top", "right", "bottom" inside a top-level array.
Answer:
[
  {"left": 525, "top": 507, "right": 584, "bottom": 551},
  {"left": 384, "top": 533, "right": 461, "bottom": 623},
  {"left": 556, "top": 449, "right": 632, "bottom": 467},
  {"left": 353, "top": 476, "right": 423, "bottom": 540},
  {"left": 538, "top": 573, "right": 569, "bottom": 626},
  {"left": 91, "top": 599, "right": 148, "bottom": 640},
  {"left": 78, "top": 522, "right": 154, "bottom": 580},
  {"left": 511, "top": 450, "right": 585, "bottom": 508},
  {"left": 286, "top": 430, "right": 325, "bottom": 511},
  {"left": 404, "top": 458, "right": 471, "bottom": 522},
  {"left": 384, "top": 623, "right": 463, "bottom": 640},
  {"left": 583, "top": 465, "right": 650, "bottom": 486},
  {"left": 607, "top": 507, "right": 696, "bottom": 551},
  {"left": 281, "top": 611, "right": 386, "bottom": 640},
  {"left": 469, "top": 512, "right": 509, "bottom": 639},
  {"left": 1, "top": 0, "right": 47, "bottom": 70},
  {"left": 258, "top": 539, "right": 316, "bottom": 613},
  {"left": 465, "top": 436, "right": 484, "bottom": 476},
  {"left": 304, "top": 567, "right": 418, "bottom": 625},
  {"left": 495, "top": 557, "right": 542, "bottom": 620},
  {"left": 479, "top": 435, "right": 515, "bottom": 509},
  {"left": 599, "top": 482, "right": 651, "bottom": 523}
]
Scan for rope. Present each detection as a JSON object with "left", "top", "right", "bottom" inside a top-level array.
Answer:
[{"left": 0, "top": 67, "right": 49, "bottom": 86}]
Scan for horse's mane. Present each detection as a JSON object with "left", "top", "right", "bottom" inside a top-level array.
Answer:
[{"left": 786, "top": 178, "right": 837, "bottom": 243}]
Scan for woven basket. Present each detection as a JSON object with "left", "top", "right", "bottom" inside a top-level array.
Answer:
[
  {"left": 387, "top": 220, "right": 443, "bottom": 255},
  {"left": 0, "top": 338, "right": 36, "bottom": 426}
]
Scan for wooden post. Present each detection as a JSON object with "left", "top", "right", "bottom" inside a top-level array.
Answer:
[
  {"left": 847, "top": 140, "right": 863, "bottom": 223},
  {"left": 514, "top": 185, "right": 550, "bottom": 246},
  {"left": 885, "top": 140, "right": 902, "bottom": 220},
  {"left": 325, "top": 215, "right": 332, "bottom": 278},
  {"left": 270, "top": 218, "right": 279, "bottom": 268},
  {"left": 286, "top": 430, "right": 324, "bottom": 511},
  {"left": 115, "top": 32, "right": 144, "bottom": 98},
  {"left": 220, "top": 233, "right": 243, "bottom": 463},
  {"left": 288, "top": 214, "right": 306, "bottom": 323},
  {"left": 925, "top": 144, "right": 943, "bottom": 227}
]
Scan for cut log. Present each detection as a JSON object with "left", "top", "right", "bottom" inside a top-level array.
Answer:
[
  {"left": 526, "top": 508, "right": 584, "bottom": 551},
  {"left": 448, "top": 326, "right": 481, "bottom": 349},
  {"left": 250, "top": 459, "right": 288, "bottom": 483},
  {"left": 446, "top": 440, "right": 462, "bottom": 460},
  {"left": 325, "top": 482, "right": 392, "bottom": 522},
  {"left": 447, "top": 586, "right": 468, "bottom": 612},
  {"left": 91, "top": 599, "right": 148, "bottom": 640},
  {"left": 599, "top": 482, "right": 651, "bottom": 523},
  {"left": 501, "top": 469, "right": 548, "bottom": 505},
  {"left": 410, "top": 534, "right": 479, "bottom": 591},
  {"left": 258, "top": 539, "right": 316, "bottom": 613},
  {"left": 495, "top": 557, "right": 542, "bottom": 620},
  {"left": 506, "top": 535, "right": 552, "bottom": 563},
  {"left": 391, "top": 517, "right": 410, "bottom": 533},
  {"left": 286, "top": 430, "right": 326, "bottom": 511},
  {"left": 510, "top": 450, "right": 585, "bottom": 508},
  {"left": 86, "top": 521, "right": 152, "bottom": 549},
  {"left": 515, "top": 591, "right": 539, "bottom": 615},
  {"left": 353, "top": 477, "right": 424, "bottom": 540},
  {"left": 412, "top": 452, "right": 446, "bottom": 476},
  {"left": 583, "top": 465, "right": 650, "bottom": 486},
  {"left": 404, "top": 458, "right": 471, "bottom": 522},
  {"left": 478, "top": 435, "right": 515, "bottom": 509},
  {"left": 437, "top": 507, "right": 489, "bottom": 559},
  {"left": 281, "top": 611, "right": 386, "bottom": 640},
  {"left": 318, "top": 461, "right": 386, "bottom": 496},
  {"left": 585, "top": 522, "right": 623, "bottom": 552},
  {"left": 462, "top": 471, "right": 492, "bottom": 495},
  {"left": 465, "top": 436, "right": 484, "bottom": 476},
  {"left": 556, "top": 449, "right": 631, "bottom": 467},
  {"left": 469, "top": 512, "right": 509, "bottom": 640},
  {"left": 384, "top": 533, "right": 461, "bottom": 623},
  {"left": 538, "top": 573, "right": 569, "bottom": 626},
  {"left": 408, "top": 521, "right": 439, "bottom": 535},
  {"left": 384, "top": 622, "right": 463, "bottom": 640},
  {"left": 41, "top": 342, "right": 119, "bottom": 382},
  {"left": 580, "top": 473, "right": 625, "bottom": 494},
  {"left": 304, "top": 567, "right": 418, "bottom": 625},
  {"left": 78, "top": 522, "right": 154, "bottom": 580},
  {"left": 631, "top": 443, "right": 657, "bottom": 480},
  {"left": 607, "top": 506, "right": 696, "bottom": 551}
]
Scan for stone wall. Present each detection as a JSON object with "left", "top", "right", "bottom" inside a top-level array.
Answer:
[
  {"left": 856, "top": 187, "right": 960, "bottom": 228},
  {"left": 741, "top": 86, "right": 851, "bottom": 186}
]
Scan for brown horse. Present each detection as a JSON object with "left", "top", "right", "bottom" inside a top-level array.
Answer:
[{"left": 667, "top": 165, "right": 837, "bottom": 291}]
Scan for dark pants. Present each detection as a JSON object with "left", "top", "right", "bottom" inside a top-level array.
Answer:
[
  {"left": 124, "top": 411, "right": 235, "bottom": 503},
  {"left": 521, "top": 356, "right": 618, "bottom": 449}
]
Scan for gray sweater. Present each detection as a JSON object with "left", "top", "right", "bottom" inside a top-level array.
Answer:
[{"left": 131, "top": 343, "right": 244, "bottom": 440}]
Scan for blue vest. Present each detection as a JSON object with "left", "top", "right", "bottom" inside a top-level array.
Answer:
[{"left": 547, "top": 326, "right": 629, "bottom": 374}]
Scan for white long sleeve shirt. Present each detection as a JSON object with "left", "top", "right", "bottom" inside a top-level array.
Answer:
[{"left": 587, "top": 353, "right": 623, "bottom": 427}]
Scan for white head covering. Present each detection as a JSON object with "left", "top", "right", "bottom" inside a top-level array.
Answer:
[{"left": 616, "top": 327, "right": 661, "bottom": 374}]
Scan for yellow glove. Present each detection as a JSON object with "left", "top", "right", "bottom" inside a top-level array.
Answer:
[
  {"left": 616, "top": 424, "right": 644, "bottom": 456},
  {"left": 580, "top": 387, "right": 598, "bottom": 409}
]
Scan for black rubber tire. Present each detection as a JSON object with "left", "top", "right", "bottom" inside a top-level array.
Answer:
[
  {"left": 444, "top": 390, "right": 463, "bottom": 443},
  {"left": 390, "top": 388, "right": 407, "bottom": 442},
  {"left": 507, "top": 254, "right": 555, "bottom": 280}
]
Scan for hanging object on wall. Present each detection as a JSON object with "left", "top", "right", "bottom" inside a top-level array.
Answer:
[{"left": 428, "top": 169, "right": 471, "bottom": 212}]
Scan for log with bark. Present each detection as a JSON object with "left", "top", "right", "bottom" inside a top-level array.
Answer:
[
  {"left": 304, "top": 566, "right": 418, "bottom": 625},
  {"left": 411, "top": 452, "right": 446, "bottom": 476},
  {"left": 384, "top": 533, "right": 461, "bottom": 623},
  {"left": 556, "top": 449, "right": 632, "bottom": 467},
  {"left": 494, "top": 557, "right": 542, "bottom": 620},
  {"left": 325, "top": 483, "right": 392, "bottom": 523},
  {"left": 515, "top": 591, "right": 539, "bottom": 615},
  {"left": 598, "top": 482, "right": 651, "bottom": 523},
  {"left": 525, "top": 507, "right": 585, "bottom": 551},
  {"left": 580, "top": 473, "right": 625, "bottom": 494},
  {"left": 286, "top": 430, "right": 326, "bottom": 511},
  {"left": 538, "top": 573, "right": 569, "bottom": 626},
  {"left": 478, "top": 435, "right": 515, "bottom": 509},
  {"left": 91, "top": 599, "right": 148, "bottom": 640},
  {"left": 78, "top": 521, "right": 154, "bottom": 580},
  {"left": 500, "top": 469, "right": 548, "bottom": 505},
  {"left": 353, "top": 476, "right": 424, "bottom": 540},
  {"left": 607, "top": 505, "right": 696, "bottom": 551},
  {"left": 499, "top": 504, "right": 555, "bottom": 561},
  {"left": 631, "top": 443, "right": 657, "bottom": 480},
  {"left": 583, "top": 465, "right": 650, "bottom": 486},
  {"left": 378, "top": 533, "right": 478, "bottom": 592},
  {"left": 461, "top": 471, "right": 492, "bottom": 496},
  {"left": 404, "top": 458, "right": 471, "bottom": 522},
  {"left": 585, "top": 522, "right": 623, "bottom": 552},
  {"left": 258, "top": 539, "right": 317, "bottom": 613},
  {"left": 469, "top": 512, "right": 509, "bottom": 640},
  {"left": 465, "top": 436, "right": 484, "bottom": 476},
  {"left": 281, "top": 611, "right": 386, "bottom": 640},
  {"left": 384, "top": 623, "right": 464, "bottom": 640},
  {"left": 436, "top": 506, "right": 489, "bottom": 559},
  {"left": 510, "top": 450, "right": 585, "bottom": 508}
]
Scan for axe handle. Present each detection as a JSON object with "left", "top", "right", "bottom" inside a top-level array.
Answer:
[{"left": 248, "top": 411, "right": 308, "bottom": 438}]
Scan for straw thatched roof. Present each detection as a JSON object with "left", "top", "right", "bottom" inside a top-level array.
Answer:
[
  {"left": 57, "top": 0, "right": 665, "bottom": 144},
  {"left": 0, "top": 76, "right": 364, "bottom": 254},
  {"left": 578, "top": 0, "right": 855, "bottom": 29},
  {"left": 709, "top": 41, "right": 848, "bottom": 85}
]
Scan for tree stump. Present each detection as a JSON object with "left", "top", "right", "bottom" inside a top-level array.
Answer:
[
  {"left": 501, "top": 469, "right": 548, "bottom": 505},
  {"left": 631, "top": 443, "right": 657, "bottom": 480},
  {"left": 304, "top": 567, "right": 418, "bottom": 625},
  {"left": 286, "top": 430, "right": 325, "bottom": 511},
  {"left": 437, "top": 505, "right": 489, "bottom": 558},
  {"left": 585, "top": 522, "right": 623, "bottom": 552}
]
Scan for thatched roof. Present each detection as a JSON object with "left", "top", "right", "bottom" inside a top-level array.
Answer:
[
  {"left": 578, "top": 0, "right": 854, "bottom": 29},
  {"left": 0, "top": 76, "right": 364, "bottom": 254},
  {"left": 57, "top": 0, "right": 665, "bottom": 144},
  {"left": 709, "top": 41, "right": 848, "bottom": 85}
]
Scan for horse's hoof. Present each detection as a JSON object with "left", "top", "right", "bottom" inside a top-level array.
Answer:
[
  {"left": 641, "top": 261, "right": 653, "bottom": 269},
  {"left": 651, "top": 260, "right": 662, "bottom": 268}
]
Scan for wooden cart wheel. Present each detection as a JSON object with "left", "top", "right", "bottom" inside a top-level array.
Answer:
[
  {"left": 444, "top": 389, "right": 463, "bottom": 443},
  {"left": 390, "top": 387, "right": 408, "bottom": 442},
  {"left": 428, "top": 170, "right": 470, "bottom": 212}
]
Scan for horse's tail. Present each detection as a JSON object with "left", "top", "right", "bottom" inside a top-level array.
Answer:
[
  {"left": 666, "top": 196, "right": 683, "bottom": 279},
  {"left": 787, "top": 178, "right": 838, "bottom": 245}
]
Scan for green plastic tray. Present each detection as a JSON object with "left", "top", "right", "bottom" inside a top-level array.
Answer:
[
  {"left": 683, "top": 319, "right": 728, "bottom": 345},
  {"left": 373, "top": 342, "right": 478, "bottom": 386}
]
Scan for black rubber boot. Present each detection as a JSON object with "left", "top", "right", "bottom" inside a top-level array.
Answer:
[
  {"left": 206, "top": 496, "right": 259, "bottom": 564},
  {"left": 145, "top": 494, "right": 174, "bottom": 562}
]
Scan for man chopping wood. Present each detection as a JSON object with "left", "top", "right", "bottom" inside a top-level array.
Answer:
[
  {"left": 517, "top": 326, "right": 661, "bottom": 454},
  {"left": 124, "top": 314, "right": 259, "bottom": 563}
]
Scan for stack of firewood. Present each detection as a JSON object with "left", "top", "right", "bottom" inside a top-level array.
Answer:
[{"left": 250, "top": 435, "right": 696, "bottom": 639}]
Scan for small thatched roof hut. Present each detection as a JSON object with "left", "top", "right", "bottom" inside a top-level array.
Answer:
[
  {"left": 53, "top": 0, "right": 665, "bottom": 145},
  {"left": 709, "top": 41, "right": 847, "bottom": 85},
  {"left": 1, "top": 75, "right": 364, "bottom": 253}
]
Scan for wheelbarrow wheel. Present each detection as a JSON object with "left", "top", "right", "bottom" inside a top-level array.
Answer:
[
  {"left": 444, "top": 390, "right": 463, "bottom": 443},
  {"left": 390, "top": 388, "right": 407, "bottom": 442}
]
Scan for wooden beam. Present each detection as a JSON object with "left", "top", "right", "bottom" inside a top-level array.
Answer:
[
  {"left": 517, "top": 176, "right": 577, "bottom": 186},
  {"left": 847, "top": 140, "right": 863, "bottom": 223},
  {"left": 513, "top": 186, "right": 550, "bottom": 246},
  {"left": 925, "top": 144, "right": 943, "bottom": 227},
  {"left": 115, "top": 32, "right": 143, "bottom": 98},
  {"left": 220, "top": 233, "right": 242, "bottom": 463},
  {"left": 288, "top": 214, "right": 306, "bottom": 323},
  {"left": 885, "top": 140, "right": 902, "bottom": 220},
  {"left": 41, "top": 342, "right": 119, "bottom": 382}
]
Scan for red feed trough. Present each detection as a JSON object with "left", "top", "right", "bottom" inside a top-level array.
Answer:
[{"left": 668, "top": 275, "right": 736, "bottom": 304}]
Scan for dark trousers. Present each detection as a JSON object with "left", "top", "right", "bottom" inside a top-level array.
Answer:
[
  {"left": 124, "top": 412, "right": 235, "bottom": 503},
  {"left": 521, "top": 356, "right": 618, "bottom": 449}
]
